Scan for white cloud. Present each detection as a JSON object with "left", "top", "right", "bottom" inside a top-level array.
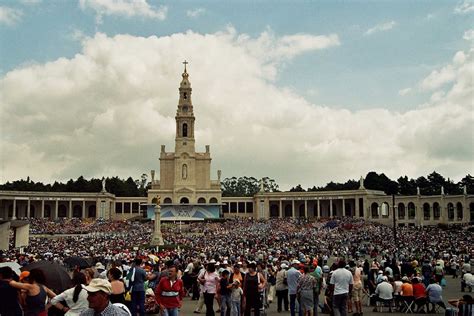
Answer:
[
  {"left": 425, "top": 13, "right": 435, "bottom": 20},
  {"left": 454, "top": 1, "right": 474, "bottom": 14},
  {"left": 463, "top": 29, "right": 474, "bottom": 41},
  {"left": 0, "top": 30, "right": 472, "bottom": 189},
  {"left": 420, "top": 65, "right": 456, "bottom": 91},
  {"left": 398, "top": 88, "right": 412, "bottom": 96},
  {"left": 79, "top": 0, "right": 167, "bottom": 22},
  {"left": 365, "top": 21, "right": 397, "bottom": 36},
  {"left": 0, "top": 6, "right": 23, "bottom": 26},
  {"left": 186, "top": 8, "right": 205, "bottom": 18}
]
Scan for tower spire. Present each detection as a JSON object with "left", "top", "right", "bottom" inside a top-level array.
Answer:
[{"left": 183, "top": 60, "right": 188, "bottom": 73}]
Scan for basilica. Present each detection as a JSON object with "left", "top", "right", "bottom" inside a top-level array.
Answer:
[{"left": 0, "top": 64, "right": 473, "bottom": 226}]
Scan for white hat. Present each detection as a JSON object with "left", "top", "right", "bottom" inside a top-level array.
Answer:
[
  {"left": 292, "top": 259, "right": 300, "bottom": 265},
  {"left": 95, "top": 262, "right": 105, "bottom": 270},
  {"left": 83, "top": 278, "right": 112, "bottom": 294},
  {"left": 209, "top": 259, "right": 216, "bottom": 264},
  {"left": 382, "top": 276, "right": 388, "bottom": 281},
  {"left": 223, "top": 260, "right": 228, "bottom": 265},
  {"left": 281, "top": 263, "right": 288, "bottom": 269}
]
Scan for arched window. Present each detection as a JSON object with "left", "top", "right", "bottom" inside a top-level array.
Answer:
[
  {"left": 408, "top": 202, "right": 416, "bottom": 219},
  {"left": 447, "top": 203, "right": 454, "bottom": 221},
  {"left": 270, "top": 204, "right": 279, "bottom": 217},
  {"left": 163, "top": 197, "right": 172, "bottom": 204},
  {"left": 371, "top": 202, "right": 379, "bottom": 218},
  {"left": 197, "top": 197, "right": 206, "bottom": 204},
  {"left": 209, "top": 197, "right": 218, "bottom": 204},
  {"left": 182, "top": 123, "right": 188, "bottom": 137},
  {"left": 180, "top": 197, "right": 189, "bottom": 204},
  {"left": 284, "top": 204, "right": 292, "bottom": 217},
  {"left": 398, "top": 203, "right": 405, "bottom": 219},
  {"left": 381, "top": 202, "right": 389, "bottom": 217},
  {"left": 423, "top": 203, "right": 430, "bottom": 220},
  {"left": 433, "top": 202, "right": 440, "bottom": 220},
  {"left": 151, "top": 197, "right": 157, "bottom": 204},
  {"left": 456, "top": 202, "right": 463, "bottom": 220}
]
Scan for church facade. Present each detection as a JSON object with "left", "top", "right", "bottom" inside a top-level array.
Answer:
[{"left": 146, "top": 63, "right": 222, "bottom": 220}]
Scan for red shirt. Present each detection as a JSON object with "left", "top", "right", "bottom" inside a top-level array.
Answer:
[
  {"left": 155, "top": 277, "right": 185, "bottom": 309},
  {"left": 412, "top": 283, "right": 426, "bottom": 298}
]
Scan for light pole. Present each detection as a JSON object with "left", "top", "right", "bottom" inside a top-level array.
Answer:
[{"left": 392, "top": 194, "right": 397, "bottom": 247}]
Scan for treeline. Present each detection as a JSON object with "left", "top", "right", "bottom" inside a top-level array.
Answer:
[
  {"left": 289, "top": 171, "right": 473, "bottom": 195},
  {"left": 0, "top": 176, "right": 148, "bottom": 197}
]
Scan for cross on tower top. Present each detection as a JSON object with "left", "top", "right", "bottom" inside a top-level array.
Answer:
[{"left": 183, "top": 60, "right": 188, "bottom": 72}]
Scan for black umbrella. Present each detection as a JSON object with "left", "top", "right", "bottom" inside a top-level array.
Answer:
[
  {"left": 64, "top": 256, "right": 91, "bottom": 269},
  {"left": 21, "top": 261, "right": 72, "bottom": 293}
]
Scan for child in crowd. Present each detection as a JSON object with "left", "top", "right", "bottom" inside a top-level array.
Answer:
[{"left": 230, "top": 279, "right": 243, "bottom": 316}]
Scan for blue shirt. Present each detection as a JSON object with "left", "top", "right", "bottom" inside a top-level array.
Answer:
[
  {"left": 286, "top": 267, "right": 301, "bottom": 295},
  {"left": 131, "top": 267, "right": 147, "bottom": 292}
]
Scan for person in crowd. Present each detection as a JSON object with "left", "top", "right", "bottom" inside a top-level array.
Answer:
[
  {"left": 448, "top": 294, "right": 473, "bottom": 316},
  {"left": 198, "top": 261, "right": 219, "bottom": 316},
  {"left": 155, "top": 265, "right": 185, "bottom": 316},
  {"left": 79, "top": 278, "right": 130, "bottom": 315},
  {"left": 51, "top": 271, "right": 89, "bottom": 315},
  {"left": 351, "top": 262, "right": 363, "bottom": 316},
  {"left": 0, "top": 266, "right": 23, "bottom": 316},
  {"left": 412, "top": 277, "right": 428, "bottom": 313},
  {"left": 230, "top": 279, "right": 243, "bottom": 316},
  {"left": 297, "top": 265, "right": 316, "bottom": 316},
  {"left": 425, "top": 278, "right": 446, "bottom": 313},
  {"left": 128, "top": 257, "right": 148, "bottom": 316},
  {"left": 217, "top": 269, "right": 231, "bottom": 316},
  {"left": 9, "top": 268, "right": 56, "bottom": 316},
  {"left": 108, "top": 267, "right": 126, "bottom": 304},
  {"left": 243, "top": 261, "right": 266, "bottom": 316},
  {"left": 287, "top": 259, "right": 302, "bottom": 316},
  {"left": 329, "top": 259, "right": 353, "bottom": 316},
  {"left": 374, "top": 276, "right": 393, "bottom": 312},
  {"left": 275, "top": 263, "right": 289, "bottom": 313}
]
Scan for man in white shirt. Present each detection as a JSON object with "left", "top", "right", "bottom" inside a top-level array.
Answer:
[
  {"left": 329, "top": 259, "right": 353, "bottom": 316},
  {"left": 375, "top": 276, "right": 393, "bottom": 312}
]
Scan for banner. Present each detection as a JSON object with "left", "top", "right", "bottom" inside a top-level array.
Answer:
[{"left": 147, "top": 205, "right": 220, "bottom": 221}]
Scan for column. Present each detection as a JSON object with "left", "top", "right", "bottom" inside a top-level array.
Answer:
[
  {"left": 68, "top": 200, "right": 72, "bottom": 218},
  {"left": 355, "top": 198, "right": 360, "bottom": 218},
  {"left": 292, "top": 200, "right": 295, "bottom": 218},
  {"left": 54, "top": 200, "right": 58, "bottom": 219},
  {"left": 279, "top": 200, "right": 282, "bottom": 218},
  {"left": 304, "top": 200, "right": 308, "bottom": 218},
  {"left": 317, "top": 199, "right": 320, "bottom": 218},
  {"left": 12, "top": 199, "right": 17, "bottom": 219},
  {"left": 329, "top": 198, "right": 333, "bottom": 217},
  {"left": 82, "top": 200, "right": 85, "bottom": 218},
  {"left": 41, "top": 199, "right": 45, "bottom": 218},
  {"left": 27, "top": 199, "right": 31, "bottom": 218},
  {"left": 122, "top": 202, "right": 125, "bottom": 214},
  {"left": 342, "top": 198, "right": 345, "bottom": 217}
]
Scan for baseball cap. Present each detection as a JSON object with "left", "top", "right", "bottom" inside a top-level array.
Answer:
[
  {"left": 19, "top": 271, "right": 30, "bottom": 281},
  {"left": 83, "top": 278, "right": 112, "bottom": 294}
]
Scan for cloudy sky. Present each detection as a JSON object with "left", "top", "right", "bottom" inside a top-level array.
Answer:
[{"left": 0, "top": 0, "right": 473, "bottom": 190}]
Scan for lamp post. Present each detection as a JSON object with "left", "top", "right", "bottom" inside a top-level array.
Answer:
[{"left": 392, "top": 194, "right": 397, "bottom": 247}]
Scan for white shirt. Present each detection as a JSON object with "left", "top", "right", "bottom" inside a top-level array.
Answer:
[
  {"left": 375, "top": 281, "right": 393, "bottom": 300},
  {"left": 330, "top": 268, "right": 353, "bottom": 295},
  {"left": 50, "top": 287, "right": 89, "bottom": 316}
]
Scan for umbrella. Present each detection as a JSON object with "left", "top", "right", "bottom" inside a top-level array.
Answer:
[
  {"left": 63, "top": 256, "right": 91, "bottom": 269},
  {"left": 0, "top": 262, "right": 22, "bottom": 276},
  {"left": 21, "top": 261, "right": 72, "bottom": 293}
]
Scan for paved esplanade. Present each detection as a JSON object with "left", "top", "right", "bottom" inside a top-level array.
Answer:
[{"left": 173, "top": 266, "right": 466, "bottom": 316}]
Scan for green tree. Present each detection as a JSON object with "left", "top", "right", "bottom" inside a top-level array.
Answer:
[
  {"left": 289, "top": 184, "right": 305, "bottom": 192},
  {"left": 221, "top": 176, "right": 279, "bottom": 197}
]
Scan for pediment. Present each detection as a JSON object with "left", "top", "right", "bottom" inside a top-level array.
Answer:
[{"left": 176, "top": 187, "right": 194, "bottom": 193}]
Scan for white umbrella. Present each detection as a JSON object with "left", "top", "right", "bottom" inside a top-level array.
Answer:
[{"left": 0, "top": 262, "right": 22, "bottom": 275}]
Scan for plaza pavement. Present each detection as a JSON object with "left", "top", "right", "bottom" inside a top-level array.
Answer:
[{"left": 175, "top": 274, "right": 468, "bottom": 316}]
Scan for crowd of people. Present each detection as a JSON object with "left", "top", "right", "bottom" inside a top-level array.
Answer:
[{"left": 0, "top": 217, "right": 472, "bottom": 316}]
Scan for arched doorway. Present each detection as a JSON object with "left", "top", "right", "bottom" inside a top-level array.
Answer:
[
  {"left": 423, "top": 203, "right": 430, "bottom": 220},
  {"left": 209, "top": 197, "right": 218, "bottom": 204},
  {"left": 433, "top": 202, "right": 440, "bottom": 220},
  {"left": 270, "top": 204, "right": 279, "bottom": 217},
  {"left": 284, "top": 204, "right": 292, "bottom": 217},
  {"left": 197, "top": 197, "right": 206, "bottom": 204},
  {"left": 44, "top": 205, "right": 51, "bottom": 218},
  {"left": 73, "top": 205, "right": 82, "bottom": 218},
  {"left": 408, "top": 202, "right": 416, "bottom": 219},
  {"left": 298, "top": 204, "right": 305, "bottom": 217},
  {"left": 29, "top": 205, "right": 36, "bottom": 218},
  {"left": 447, "top": 203, "right": 454, "bottom": 221},
  {"left": 371, "top": 202, "right": 379, "bottom": 218},
  {"left": 456, "top": 202, "right": 463, "bottom": 220},
  {"left": 88, "top": 205, "right": 96, "bottom": 218},
  {"left": 398, "top": 203, "right": 405, "bottom": 219},
  {"left": 180, "top": 197, "right": 189, "bottom": 204},
  {"left": 58, "top": 204, "right": 67, "bottom": 218},
  {"left": 163, "top": 197, "right": 172, "bottom": 204}
]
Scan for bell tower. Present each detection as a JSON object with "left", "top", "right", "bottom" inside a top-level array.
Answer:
[{"left": 175, "top": 60, "right": 195, "bottom": 154}]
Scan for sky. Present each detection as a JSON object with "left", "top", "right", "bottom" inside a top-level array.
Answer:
[{"left": 0, "top": 0, "right": 473, "bottom": 191}]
